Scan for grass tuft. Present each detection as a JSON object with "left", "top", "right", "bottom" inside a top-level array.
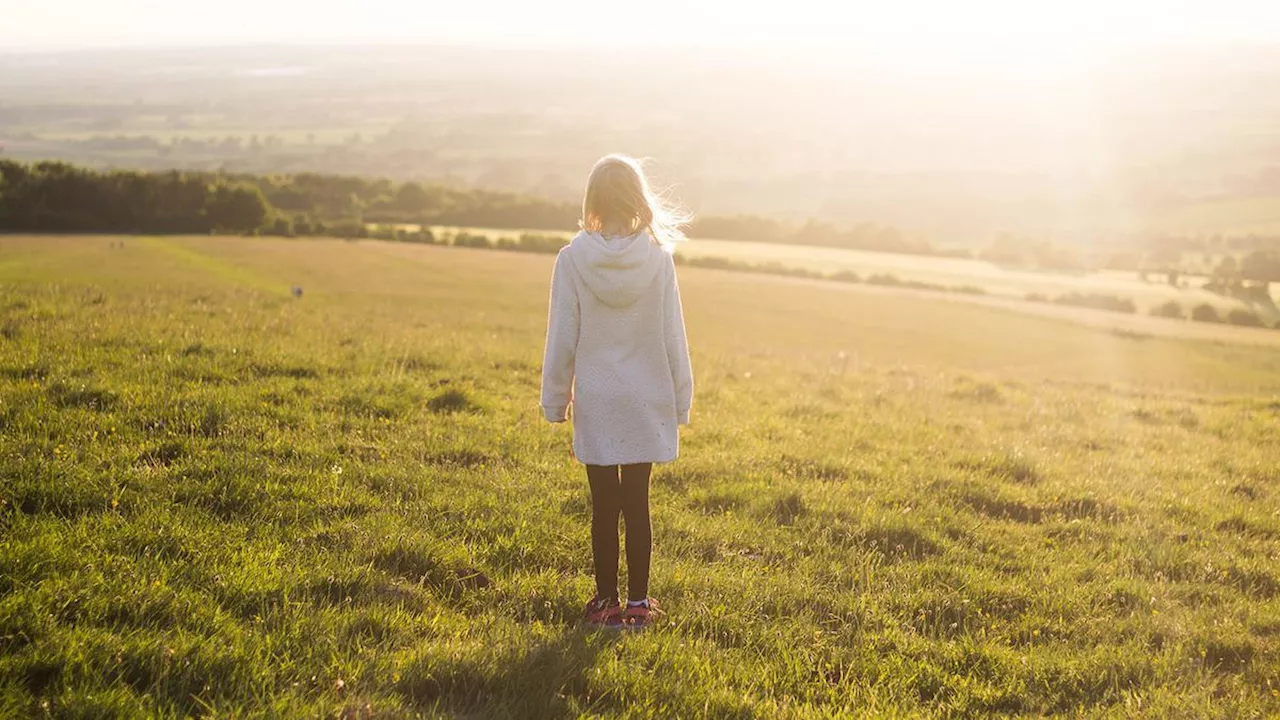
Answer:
[
  {"left": 47, "top": 381, "right": 118, "bottom": 411},
  {"left": 957, "top": 450, "right": 1042, "bottom": 485}
]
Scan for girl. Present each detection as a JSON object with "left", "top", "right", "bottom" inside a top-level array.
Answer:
[{"left": 541, "top": 154, "right": 694, "bottom": 630}]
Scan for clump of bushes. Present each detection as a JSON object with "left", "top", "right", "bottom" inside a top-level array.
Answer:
[
  {"left": 328, "top": 219, "right": 368, "bottom": 240},
  {"left": 867, "top": 273, "right": 905, "bottom": 288},
  {"left": 516, "top": 233, "right": 569, "bottom": 254},
  {"left": 365, "top": 225, "right": 438, "bottom": 243},
  {"left": 1051, "top": 293, "right": 1136, "bottom": 314},
  {"left": 865, "top": 274, "right": 940, "bottom": 292},
  {"left": 453, "top": 232, "right": 492, "bottom": 249},
  {"left": 1191, "top": 304, "right": 1221, "bottom": 323},
  {"left": 671, "top": 257, "right": 983, "bottom": 296},
  {"left": 292, "top": 215, "right": 316, "bottom": 235},
  {"left": 266, "top": 216, "right": 294, "bottom": 237},
  {"left": 1149, "top": 300, "right": 1184, "bottom": 319},
  {"left": 405, "top": 228, "right": 437, "bottom": 244},
  {"left": 365, "top": 225, "right": 397, "bottom": 241},
  {"left": 1226, "top": 308, "right": 1264, "bottom": 327},
  {"left": 677, "top": 255, "right": 828, "bottom": 281},
  {"left": 859, "top": 273, "right": 985, "bottom": 296},
  {"left": 754, "top": 262, "right": 823, "bottom": 280},
  {"left": 682, "top": 255, "right": 738, "bottom": 271}
]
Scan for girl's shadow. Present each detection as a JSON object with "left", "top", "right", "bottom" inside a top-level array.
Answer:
[{"left": 400, "top": 624, "right": 629, "bottom": 718}]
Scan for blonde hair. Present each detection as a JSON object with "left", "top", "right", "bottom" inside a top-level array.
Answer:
[{"left": 580, "top": 154, "right": 690, "bottom": 249}]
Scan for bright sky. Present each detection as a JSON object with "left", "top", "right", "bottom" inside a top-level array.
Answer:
[{"left": 4, "top": 0, "right": 1280, "bottom": 63}]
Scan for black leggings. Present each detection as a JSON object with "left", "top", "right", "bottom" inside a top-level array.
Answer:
[{"left": 586, "top": 463, "right": 652, "bottom": 602}]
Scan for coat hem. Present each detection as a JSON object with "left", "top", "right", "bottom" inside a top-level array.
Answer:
[{"left": 574, "top": 452, "right": 678, "bottom": 466}]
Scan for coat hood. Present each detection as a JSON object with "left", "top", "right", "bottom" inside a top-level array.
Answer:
[{"left": 564, "top": 230, "right": 666, "bottom": 308}]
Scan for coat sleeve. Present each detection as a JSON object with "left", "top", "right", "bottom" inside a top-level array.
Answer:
[
  {"left": 540, "top": 251, "right": 579, "bottom": 422},
  {"left": 664, "top": 256, "right": 694, "bottom": 425}
]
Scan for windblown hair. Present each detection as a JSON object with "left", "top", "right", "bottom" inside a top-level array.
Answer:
[{"left": 580, "top": 154, "right": 690, "bottom": 249}]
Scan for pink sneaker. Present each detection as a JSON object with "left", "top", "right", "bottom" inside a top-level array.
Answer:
[
  {"left": 622, "top": 598, "right": 663, "bottom": 630},
  {"left": 583, "top": 596, "right": 623, "bottom": 629}
]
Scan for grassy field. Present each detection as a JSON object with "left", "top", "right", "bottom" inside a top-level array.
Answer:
[
  {"left": 2, "top": 234, "right": 1279, "bottom": 718},
  {"left": 419, "top": 225, "right": 1279, "bottom": 323},
  {"left": 676, "top": 239, "right": 1248, "bottom": 312}
]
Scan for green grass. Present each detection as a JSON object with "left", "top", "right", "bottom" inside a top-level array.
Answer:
[{"left": 1, "top": 235, "right": 1279, "bottom": 718}]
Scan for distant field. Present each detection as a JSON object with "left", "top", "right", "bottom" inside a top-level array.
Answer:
[
  {"left": 1150, "top": 196, "right": 1280, "bottom": 236},
  {"left": 2, "top": 235, "right": 1278, "bottom": 718},
  {"left": 23, "top": 126, "right": 392, "bottom": 144},
  {"left": 421, "top": 225, "right": 1280, "bottom": 324}
]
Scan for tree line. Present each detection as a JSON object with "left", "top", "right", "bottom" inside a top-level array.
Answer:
[
  {"left": 4, "top": 160, "right": 1280, "bottom": 279},
  {"left": 0, "top": 161, "right": 271, "bottom": 234},
  {"left": 0, "top": 160, "right": 577, "bottom": 237},
  {"left": 0, "top": 160, "right": 960, "bottom": 257}
]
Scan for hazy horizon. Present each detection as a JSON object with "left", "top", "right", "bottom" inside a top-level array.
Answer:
[
  {"left": 9, "top": 3, "right": 1280, "bottom": 244},
  {"left": 8, "top": 0, "right": 1280, "bottom": 60}
]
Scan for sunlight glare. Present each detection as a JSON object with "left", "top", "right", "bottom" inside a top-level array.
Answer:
[{"left": 8, "top": 0, "right": 1280, "bottom": 77}]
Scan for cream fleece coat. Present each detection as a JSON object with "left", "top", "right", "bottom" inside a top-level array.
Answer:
[{"left": 540, "top": 230, "right": 693, "bottom": 465}]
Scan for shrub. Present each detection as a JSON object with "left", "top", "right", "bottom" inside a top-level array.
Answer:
[
  {"left": 1150, "top": 300, "right": 1184, "bottom": 319},
  {"left": 399, "top": 228, "right": 435, "bottom": 244},
  {"left": 268, "top": 216, "right": 293, "bottom": 237},
  {"left": 830, "top": 270, "right": 861, "bottom": 283},
  {"left": 685, "top": 256, "right": 735, "bottom": 271},
  {"left": 866, "top": 274, "right": 904, "bottom": 287},
  {"left": 1238, "top": 283, "right": 1274, "bottom": 302},
  {"left": 1025, "top": 292, "right": 1049, "bottom": 303},
  {"left": 453, "top": 232, "right": 491, "bottom": 249},
  {"left": 518, "top": 233, "right": 569, "bottom": 254},
  {"left": 1051, "top": 293, "right": 1136, "bottom": 314},
  {"left": 1226, "top": 308, "right": 1264, "bottom": 327},
  {"left": 902, "top": 279, "right": 939, "bottom": 291},
  {"left": 757, "top": 262, "right": 821, "bottom": 280},
  {"left": 861, "top": 273, "right": 958, "bottom": 293},
  {"left": 1190, "top": 304, "right": 1221, "bottom": 323},
  {"left": 327, "top": 219, "right": 367, "bottom": 240}
]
